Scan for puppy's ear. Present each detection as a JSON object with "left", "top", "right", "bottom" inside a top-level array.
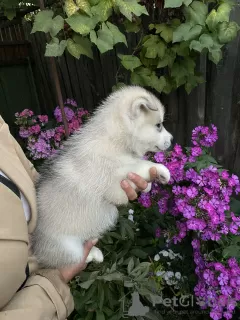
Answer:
[{"left": 131, "top": 98, "right": 158, "bottom": 118}]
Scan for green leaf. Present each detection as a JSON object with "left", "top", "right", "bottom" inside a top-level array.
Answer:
[
  {"left": 45, "top": 39, "right": 67, "bottom": 57},
  {"left": 106, "top": 22, "right": 127, "bottom": 46},
  {"left": 150, "top": 75, "right": 167, "bottom": 93},
  {"left": 154, "top": 23, "right": 173, "bottom": 43},
  {"left": 184, "top": 1, "right": 208, "bottom": 26},
  {"left": 164, "top": 0, "right": 193, "bottom": 8},
  {"left": 66, "top": 13, "right": 98, "bottom": 36},
  {"left": 123, "top": 17, "right": 141, "bottom": 33},
  {"left": 208, "top": 49, "right": 223, "bottom": 64},
  {"left": 157, "top": 49, "right": 176, "bottom": 68},
  {"left": 131, "top": 67, "right": 152, "bottom": 86},
  {"left": 162, "top": 77, "right": 175, "bottom": 94},
  {"left": 115, "top": 0, "right": 148, "bottom": 21},
  {"left": 91, "top": 0, "right": 113, "bottom": 22},
  {"left": 90, "top": 22, "right": 126, "bottom": 54},
  {"left": 206, "top": 3, "right": 232, "bottom": 32},
  {"left": 171, "top": 57, "right": 195, "bottom": 80},
  {"left": 190, "top": 33, "right": 214, "bottom": 52},
  {"left": 223, "top": 245, "right": 240, "bottom": 259},
  {"left": 143, "top": 35, "right": 166, "bottom": 58},
  {"left": 31, "top": 10, "right": 54, "bottom": 34},
  {"left": 173, "top": 42, "right": 190, "bottom": 56},
  {"left": 98, "top": 284, "right": 105, "bottom": 310},
  {"left": 99, "top": 272, "right": 123, "bottom": 281},
  {"left": 130, "top": 262, "right": 150, "bottom": 275},
  {"left": 80, "top": 279, "right": 95, "bottom": 289},
  {"left": 67, "top": 36, "right": 93, "bottom": 59},
  {"left": 31, "top": 10, "right": 64, "bottom": 37},
  {"left": 76, "top": 0, "right": 92, "bottom": 16},
  {"left": 130, "top": 248, "right": 148, "bottom": 259},
  {"left": 127, "top": 257, "right": 135, "bottom": 274},
  {"left": 230, "top": 198, "right": 240, "bottom": 216},
  {"left": 164, "top": 0, "right": 182, "bottom": 7},
  {"left": 218, "top": 21, "right": 240, "bottom": 44},
  {"left": 173, "top": 23, "right": 202, "bottom": 42},
  {"left": 124, "top": 280, "right": 134, "bottom": 287},
  {"left": 50, "top": 15, "right": 64, "bottom": 37},
  {"left": 185, "top": 75, "right": 205, "bottom": 94},
  {"left": 90, "top": 26, "right": 113, "bottom": 53},
  {"left": 96, "top": 311, "right": 105, "bottom": 320},
  {"left": 64, "top": 0, "right": 79, "bottom": 17}
]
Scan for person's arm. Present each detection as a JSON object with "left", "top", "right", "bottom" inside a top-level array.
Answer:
[
  {"left": 0, "top": 183, "right": 78, "bottom": 320},
  {"left": 0, "top": 239, "right": 96, "bottom": 320}
]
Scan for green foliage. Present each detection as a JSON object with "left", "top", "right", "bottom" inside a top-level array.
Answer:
[
  {"left": 90, "top": 22, "right": 127, "bottom": 54},
  {"left": 45, "top": 38, "right": 67, "bottom": 57},
  {"left": 68, "top": 203, "right": 195, "bottom": 320},
  {"left": 3, "top": 0, "right": 239, "bottom": 94},
  {"left": 116, "top": 0, "right": 239, "bottom": 94},
  {"left": 68, "top": 208, "right": 163, "bottom": 320},
  {"left": 67, "top": 35, "right": 93, "bottom": 59},
  {"left": 164, "top": 0, "right": 193, "bottom": 8}
]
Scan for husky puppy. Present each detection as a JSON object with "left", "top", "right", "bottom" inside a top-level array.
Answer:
[{"left": 32, "top": 86, "right": 173, "bottom": 268}]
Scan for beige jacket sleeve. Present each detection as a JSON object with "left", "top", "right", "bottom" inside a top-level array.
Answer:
[{"left": 0, "top": 116, "right": 74, "bottom": 320}]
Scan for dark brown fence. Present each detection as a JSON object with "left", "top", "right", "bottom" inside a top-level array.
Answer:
[{"left": 7, "top": 6, "right": 240, "bottom": 176}]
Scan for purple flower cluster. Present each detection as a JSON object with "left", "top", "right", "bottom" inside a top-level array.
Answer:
[
  {"left": 192, "top": 124, "right": 218, "bottom": 148},
  {"left": 138, "top": 125, "right": 240, "bottom": 319},
  {"left": 15, "top": 100, "right": 89, "bottom": 160},
  {"left": 172, "top": 165, "right": 240, "bottom": 241},
  {"left": 192, "top": 239, "right": 240, "bottom": 320}
]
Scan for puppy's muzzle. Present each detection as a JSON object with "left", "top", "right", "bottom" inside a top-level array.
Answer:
[{"left": 165, "top": 137, "right": 175, "bottom": 151}]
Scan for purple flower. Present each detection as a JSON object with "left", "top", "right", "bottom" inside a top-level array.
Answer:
[
  {"left": 19, "top": 127, "right": 30, "bottom": 138},
  {"left": 186, "top": 186, "right": 198, "bottom": 198},
  {"left": 54, "top": 106, "right": 74, "bottom": 123},
  {"left": 229, "top": 223, "right": 238, "bottom": 234},
  {"left": 183, "top": 205, "right": 196, "bottom": 219},
  {"left": 221, "top": 286, "right": 233, "bottom": 296},
  {"left": 203, "top": 269, "right": 214, "bottom": 284},
  {"left": 218, "top": 272, "right": 229, "bottom": 286},
  {"left": 191, "top": 239, "right": 200, "bottom": 250},
  {"left": 155, "top": 227, "right": 161, "bottom": 238},
  {"left": 228, "top": 257, "right": 238, "bottom": 268},
  {"left": 38, "top": 115, "right": 48, "bottom": 123},
  {"left": 223, "top": 311, "right": 233, "bottom": 320},
  {"left": 191, "top": 146, "right": 202, "bottom": 157},
  {"left": 187, "top": 218, "right": 206, "bottom": 231},
  {"left": 210, "top": 310, "right": 222, "bottom": 320},
  {"left": 154, "top": 152, "right": 165, "bottom": 163},
  {"left": 138, "top": 193, "right": 151, "bottom": 208}
]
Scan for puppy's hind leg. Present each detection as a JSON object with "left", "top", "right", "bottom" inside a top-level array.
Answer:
[{"left": 86, "top": 246, "right": 104, "bottom": 263}]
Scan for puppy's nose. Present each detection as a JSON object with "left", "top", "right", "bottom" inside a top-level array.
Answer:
[{"left": 167, "top": 137, "right": 175, "bottom": 151}]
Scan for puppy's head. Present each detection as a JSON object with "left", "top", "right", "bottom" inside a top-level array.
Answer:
[{"left": 118, "top": 86, "right": 173, "bottom": 156}]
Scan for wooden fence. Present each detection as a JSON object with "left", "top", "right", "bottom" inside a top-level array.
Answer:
[{"left": 9, "top": 5, "right": 240, "bottom": 176}]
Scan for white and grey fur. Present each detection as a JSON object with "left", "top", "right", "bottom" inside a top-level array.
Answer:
[{"left": 32, "top": 86, "right": 173, "bottom": 268}]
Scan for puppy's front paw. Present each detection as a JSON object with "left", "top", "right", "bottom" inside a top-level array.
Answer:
[
  {"left": 86, "top": 246, "right": 104, "bottom": 263},
  {"left": 155, "top": 164, "right": 170, "bottom": 184}
]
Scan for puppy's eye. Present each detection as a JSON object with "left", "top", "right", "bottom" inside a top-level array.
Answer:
[{"left": 156, "top": 123, "right": 162, "bottom": 131}]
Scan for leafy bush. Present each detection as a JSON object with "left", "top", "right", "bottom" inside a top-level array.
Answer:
[{"left": 27, "top": 0, "right": 240, "bottom": 94}]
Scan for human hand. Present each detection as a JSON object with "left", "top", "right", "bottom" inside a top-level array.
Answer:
[
  {"left": 120, "top": 167, "right": 157, "bottom": 201},
  {"left": 59, "top": 239, "right": 98, "bottom": 283}
]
